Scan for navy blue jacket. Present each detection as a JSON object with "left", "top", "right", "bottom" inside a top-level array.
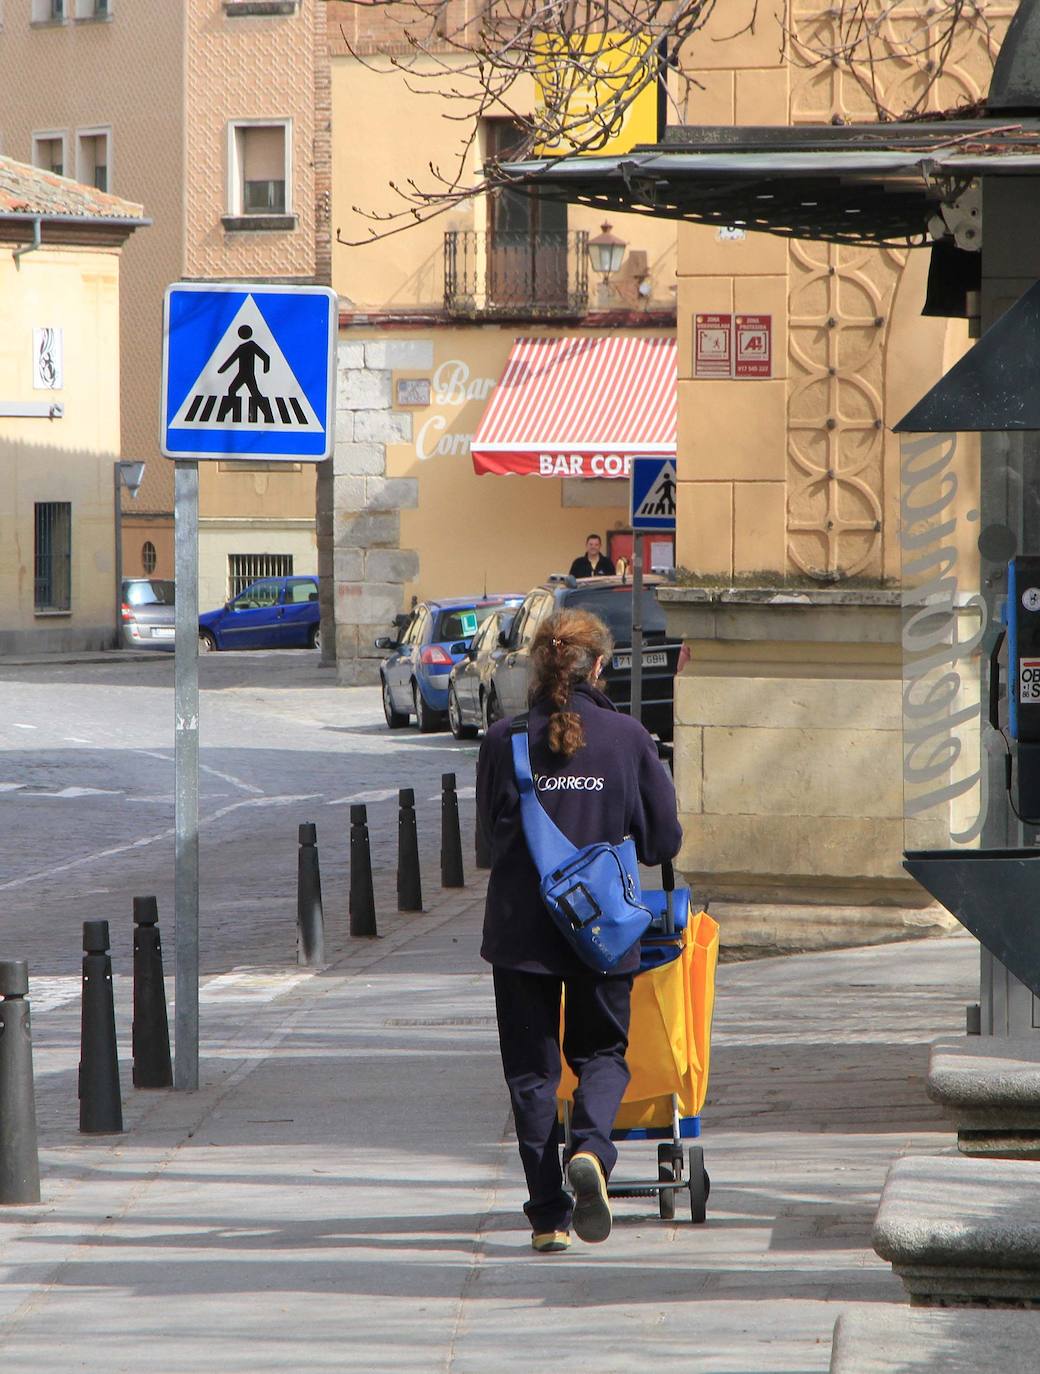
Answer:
[{"left": 477, "top": 682, "right": 683, "bottom": 977}]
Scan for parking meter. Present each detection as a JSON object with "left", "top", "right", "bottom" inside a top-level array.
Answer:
[{"left": 991, "top": 557, "right": 1040, "bottom": 820}]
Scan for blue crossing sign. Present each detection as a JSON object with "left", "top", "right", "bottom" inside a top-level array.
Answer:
[
  {"left": 630, "top": 456, "right": 677, "bottom": 532},
  {"left": 161, "top": 283, "right": 337, "bottom": 461}
]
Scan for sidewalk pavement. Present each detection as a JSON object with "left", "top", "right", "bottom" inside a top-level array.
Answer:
[{"left": 0, "top": 877, "right": 977, "bottom": 1373}]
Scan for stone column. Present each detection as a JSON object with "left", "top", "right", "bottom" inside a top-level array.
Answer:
[{"left": 332, "top": 335, "right": 429, "bottom": 685}]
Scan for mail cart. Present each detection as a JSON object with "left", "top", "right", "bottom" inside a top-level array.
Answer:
[{"left": 558, "top": 863, "right": 719, "bottom": 1223}]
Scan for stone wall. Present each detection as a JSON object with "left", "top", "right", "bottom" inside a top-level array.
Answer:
[{"left": 332, "top": 335, "right": 429, "bottom": 683}]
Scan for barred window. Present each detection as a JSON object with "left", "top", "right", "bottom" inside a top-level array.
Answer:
[
  {"left": 228, "top": 552, "right": 292, "bottom": 600},
  {"left": 34, "top": 502, "right": 71, "bottom": 611}
]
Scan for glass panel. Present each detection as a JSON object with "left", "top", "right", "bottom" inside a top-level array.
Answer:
[
  {"left": 899, "top": 430, "right": 988, "bottom": 852},
  {"left": 565, "top": 585, "right": 667, "bottom": 642},
  {"left": 126, "top": 579, "right": 174, "bottom": 606},
  {"left": 286, "top": 579, "right": 318, "bottom": 604}
]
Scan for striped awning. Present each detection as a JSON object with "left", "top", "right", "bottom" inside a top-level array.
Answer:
[{"left": 470, "top": 335, "right": 676, "bottom": 478}]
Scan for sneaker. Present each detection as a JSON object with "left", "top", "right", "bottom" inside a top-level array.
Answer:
[
  {"left": 566, "top": 1152, "right": 612, "bottom": 1243},
  {"left": 531, "top": 1230, "right": 571, "bottom": 1254}
]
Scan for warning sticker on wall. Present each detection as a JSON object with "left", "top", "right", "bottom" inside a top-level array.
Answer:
[
  {"left": 694, "top": 313, "right": 772, "bottom": 379},
  {"left": 1020, "top": 658, "right": 1040, "bottom": 703}
]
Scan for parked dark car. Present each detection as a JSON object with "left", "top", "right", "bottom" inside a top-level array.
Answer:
[
  {"left": 376, "top": 595, "right": 523, "bottom": 733},
  {"left": 199, "top": 575, "right": 320, "bottom": 652},
  {"left": 121, "top": 578, "right": 176, "bottom": 650},
  {"left": 483, "top": 575, "right": 682, "bottom": 740},
  {"left": 446, "top": 607, "right": 518, "bottom": 739}
]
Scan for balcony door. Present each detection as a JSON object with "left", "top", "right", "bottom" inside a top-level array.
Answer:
[{"left": 486, "top": 120, "right": 568, "bottom": 310}]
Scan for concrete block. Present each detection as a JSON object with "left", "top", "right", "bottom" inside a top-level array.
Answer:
[
  {"left": 333, "top": 547, "right": 365, "bottom": 583},
  {"left": 675, "top": 480, "right": 733, "bottom": 575},
  {"left": 366, "top": 547, "right": 419, "bottom": 583},
  {"left": 873, "top": 1154, "right": 1040, "bottom": 1304},
  {"left": 334, "top": 510, "right": 400, "bottom": 548},
  {"left": 333, "top": 475, "right": 366, "bottom": 513},
  {"left": 337, "top": 368, "right": 391, "bottom": 410},
  {"left": 830, "top": 1307, "right": 1040, "bottom": 1374},
  {"left": 676, "top": 676, "right": 903, "bottom": 732},
  {"left": 678, "top": 380, "right": 787, "bottom": 480},
  {"left": 335, "top": 410, "right": 353, "bottom": 443},
  {"left": 364, "top": 338, "right": 434, "bottom": 370},
  {"left": 333, "top": 440, "right": 385, "bottom": 478},
  {"left": 928, "top": 1037, "right": 1040, "bottom": 1151},
  {"left": 364, "top": 476, "right": 418, "bottom": 512},
  {"left": 337, "top": 340, "right": 365, "bottom": 369},
  {"left": 676, "top": 812, "right": 910, "bottom": 894},
  {"left": 336, "top": 580, "right": 402, "bottom": 626},
  {"left": 702, "top": 725, "right": 903, "bottom": 820},
  {"left": 353, "top": 409, "right": 413, "bottom": 444},
  {"left": 673, "top": 723, "right": 703, "bottom": 815}
]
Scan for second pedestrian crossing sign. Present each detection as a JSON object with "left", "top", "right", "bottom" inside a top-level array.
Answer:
[
  {"left": 630, "top": 456, "right": 677, "bottom": 532},
  {"left": 161, "top": 283, "right": 337, "bottom": 461}
]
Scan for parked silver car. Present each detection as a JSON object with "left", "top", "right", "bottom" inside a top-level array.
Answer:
[{"left": 121, "top": 578, "right": 175, "bottom": 650}]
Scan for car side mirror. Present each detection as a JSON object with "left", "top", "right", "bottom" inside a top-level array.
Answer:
[
  {"left": 497, "top": 629, "right": 510, "bottom": 648},
  {"left": 449, "top": 640, "right": 469, "bottom": 655},
  {"left": 374, "top": 636, "right": 394, "bottom": 650}
]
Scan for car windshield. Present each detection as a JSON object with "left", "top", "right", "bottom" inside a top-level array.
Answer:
[
  {"left": 565, "top": 585, "right": 666, "bottom": 643},
  {"left": 434, "top": 603, "right": 505, "bottom": 642},
  {"left": 125, "top": 580, "right": 175, "bottom": 607}
]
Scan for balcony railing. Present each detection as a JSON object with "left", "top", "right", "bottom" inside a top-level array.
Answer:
[{"left": 444, "top": 230, "right": 589, "bottom": 319}]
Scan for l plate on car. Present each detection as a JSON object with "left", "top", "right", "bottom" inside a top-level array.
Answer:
[{"left": 612, "top": 650, "right": 667, "bottom": 670}]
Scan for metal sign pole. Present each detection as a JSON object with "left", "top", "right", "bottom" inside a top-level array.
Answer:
[
  {"left": 631, "top": 530, "right": 644, "bottom": 728},
  {"left": 173, "top": 459, "right": 199, "bottom": 1091}
]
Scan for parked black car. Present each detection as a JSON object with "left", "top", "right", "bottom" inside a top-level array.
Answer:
[
  {"left": 446, "top": 607, "right": 518, "bottom": 739},
  {"left": 483, "top": 575, "right": 681, "bottom": 740}
]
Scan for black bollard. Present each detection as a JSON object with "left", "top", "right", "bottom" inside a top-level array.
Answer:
[
  {"left": 297, "top": 823, "right": 326, "bottom": 965},
  {"left": 349, "top": 803, "right": 378, "bottom": 938},
  {"left": 475, "top": 812, "right": 492, "bottom": 871},
  {"left": 79, "top": 920, "right": 123, "bottom": 1134},
  {"left": 0, "top": 960, "right": 41, "bottom": 1205},
  {"left": 397, "top": 789, "right": 423, "bottom": 913},
  {"left": 132, "top": 897, "right": 173, "bottom": 1090},
  {"left": 440, "top": 772, "right": 465, "bottom": 889}
]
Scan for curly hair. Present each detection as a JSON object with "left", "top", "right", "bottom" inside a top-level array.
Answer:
[{"left": 530, "top": 609, "right": 614, "bottom": 758}]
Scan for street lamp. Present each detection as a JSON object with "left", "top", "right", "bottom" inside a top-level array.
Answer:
[
  {"left": 114, "top": 460, "right": 146, "bottom": 647},
  {"left": 588, "top": 222, "right": 627, "bottom": 304}
]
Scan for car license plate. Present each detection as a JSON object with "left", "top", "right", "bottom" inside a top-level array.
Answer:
[
  {"left": 152, "top": 627, "right": 175, "bottom": 639},
  {"left": 612, "top": 651, "right": 667, "bottom": 670}
]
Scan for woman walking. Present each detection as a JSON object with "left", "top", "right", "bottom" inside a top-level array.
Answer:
[{"left": 476, "top": 609, "right": 682, "bottom": 1253}]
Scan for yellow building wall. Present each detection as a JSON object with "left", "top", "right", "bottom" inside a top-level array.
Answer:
[
  {"left": 330, "top": 57, "right": 679, "bottom": 313},
  {"left": 0, "top": 241, "right": 124, "bottom": 651}
]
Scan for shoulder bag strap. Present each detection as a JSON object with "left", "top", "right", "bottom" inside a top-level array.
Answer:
[{"left": 509, "top": 719, "right": 576, "bottom": 875}]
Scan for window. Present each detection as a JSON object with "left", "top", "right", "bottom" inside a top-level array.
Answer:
[
  {"left": 31, "top": 0, "right": 66, "bottom": 20},
  {"left": 285, "top": 578, "right": 318, "bottom": 605},
  {"left": 227, "top": 120, "right": 291, "bottom": 217},
  {"left": 32, "top": 132, "right": 66, "bottom": 178},
  {"left": 227, "top": 552, "right": 292, "bottom": 599},
  {"left": 233, "top": 579, "right": 281, "bottom": 609},
  {"left": 77, "top": 129, "right": 110, "bottom": 193},
  {"left": 141, "top": 541, "right": 156, "bottom": 573},
  {"left": 34, "top": 502, "right": 71, "bottom": 611},
  {"left": 484, "top": 117, "right": 568, "bottom": 308},
  {"left": 73, "top": 0, "right": 110, "bottom": 16}
]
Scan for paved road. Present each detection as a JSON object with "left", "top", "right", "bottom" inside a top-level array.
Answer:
[{"left": 0, "top": 651, "right": 477, "bottom": 979}]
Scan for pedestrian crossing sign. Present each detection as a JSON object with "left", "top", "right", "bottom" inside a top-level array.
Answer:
[
  {"left": 630, "top": 456, "right": 677, "bottom": 532},
  {"left": 161, "top": 283, "right": 337, "bottom": 461}
]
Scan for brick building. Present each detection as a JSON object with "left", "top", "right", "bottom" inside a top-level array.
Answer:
[{"left": 0, "top": 0, "right": 331, "bottom": 613}]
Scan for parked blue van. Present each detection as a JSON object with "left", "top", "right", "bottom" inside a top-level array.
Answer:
[{"left": 199, "top": 575, "right": 320, "bottom": 651}]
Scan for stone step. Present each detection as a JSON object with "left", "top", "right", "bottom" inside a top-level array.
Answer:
[
  {"left": 829, "top": 1307, "right": 1040, "bottom": 1373},
  {"left": 873, "top": 1154, "right": 1040, "bottom": 1304},
  {"left": 928, "top": 1036, "right": 1040, "bottom": 1156}
]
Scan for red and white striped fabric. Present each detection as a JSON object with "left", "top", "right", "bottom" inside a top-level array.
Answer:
[{"left": 470, "top": 335, "right": 676, "bottom": 478}]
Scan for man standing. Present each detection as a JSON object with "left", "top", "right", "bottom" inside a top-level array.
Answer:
[{"left": 569, "top": 534, "right": 616, "bottom": 579}]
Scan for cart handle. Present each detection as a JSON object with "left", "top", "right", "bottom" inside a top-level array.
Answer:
[{"left": 662, "top": 859, "right": 675, "bottom": 892}]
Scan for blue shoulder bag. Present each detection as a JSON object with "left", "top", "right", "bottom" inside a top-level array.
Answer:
[{"left": 510, "top": 720, "right": 653, "bottom": 973}]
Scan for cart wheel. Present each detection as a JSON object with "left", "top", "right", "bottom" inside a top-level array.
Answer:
[
  {"left": 688, "top": 1145, "right": 708, "bottom": 1224},
  {"left": 657, "top": 1143, "right": 680, "bottom": 1221}
]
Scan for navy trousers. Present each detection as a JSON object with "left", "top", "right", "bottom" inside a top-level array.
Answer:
[{"left": 492, "top": 965, "right": 633, "bottom": 1234}]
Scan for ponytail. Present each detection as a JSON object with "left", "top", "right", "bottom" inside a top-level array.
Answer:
[{"left": 530, "top": 610, "right": 614, "bottom": 758}]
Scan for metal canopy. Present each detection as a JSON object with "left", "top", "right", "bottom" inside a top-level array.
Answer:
[
  {"left": 896, "top": 279, "right": 1040, "bottom": 432},
  {"left": 501, "top": 123, "right": 1040, "bottom": 247}
]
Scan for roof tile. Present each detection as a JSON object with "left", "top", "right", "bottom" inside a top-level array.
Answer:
[{"left": 0, "top": 154, "right": 145, "bottom": 221}]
